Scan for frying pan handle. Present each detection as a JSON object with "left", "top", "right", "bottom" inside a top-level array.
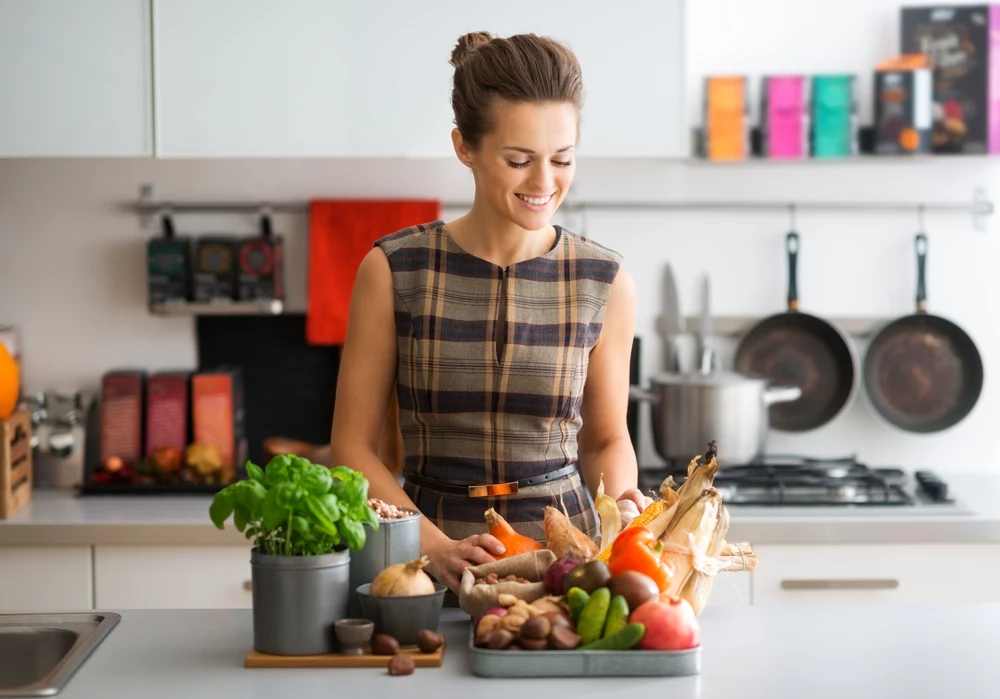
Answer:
[
  {"left": 915, "top": 233, "right": 928, "bottom": 313},
  {"left": 786, "top": 232, "right": 799, "bottom": 311}
]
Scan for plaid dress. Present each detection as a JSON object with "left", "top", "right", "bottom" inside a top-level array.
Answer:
[{"left": 375, "top": 221, "right": 622, "bottom": 544}]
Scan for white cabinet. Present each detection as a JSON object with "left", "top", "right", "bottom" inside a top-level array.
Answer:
[
  {"left": 0, "top": 546, "right": 93, "bottom": 611},
  {"left": 94, "top": 545, "right": 253, "bottom": 609},
  {"left": 752, "top": 544, "right": 1000, "bottom": 605},
  {"left": 0, "top": 0, "right": 152, "bottom": 157},
  {"left": 152, "top": 0, "right": 685, "bottom": 158}
]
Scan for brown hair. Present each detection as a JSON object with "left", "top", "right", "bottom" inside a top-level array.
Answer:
[{"left": 449, "top": 31, "right": 584, "bottom": 149}]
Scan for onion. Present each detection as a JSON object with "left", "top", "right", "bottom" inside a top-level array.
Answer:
[
  {"left": 370, "top": 555, "right": 437, "bottom": 596},
  {"left": 543, "top": 555, "right": 582, "bottom": 595}
]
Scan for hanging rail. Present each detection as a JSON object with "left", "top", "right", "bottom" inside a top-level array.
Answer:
[{"left": 129, "top": 185, "right": 994, "bottom": 228}]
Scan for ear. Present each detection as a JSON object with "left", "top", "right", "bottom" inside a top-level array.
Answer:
[{"left": 452, "top": 128, "right": 473, "bottom": 167}]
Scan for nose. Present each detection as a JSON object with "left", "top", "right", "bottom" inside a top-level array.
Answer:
[{"left": 527, "top": 162, "right": 557, "bottom": 193}]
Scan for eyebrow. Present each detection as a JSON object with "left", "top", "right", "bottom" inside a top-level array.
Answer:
[{"left": 503, "top": 145, "right": 576, "bottom": 154}]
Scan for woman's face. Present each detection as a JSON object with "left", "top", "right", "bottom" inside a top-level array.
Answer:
[{"left": 456, "top": 99, "right": 578, "bottom": 232}]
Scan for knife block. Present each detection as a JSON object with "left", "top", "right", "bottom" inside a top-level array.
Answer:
[{"left": 0, "top": 410, "right": 32, "bottom": 519}]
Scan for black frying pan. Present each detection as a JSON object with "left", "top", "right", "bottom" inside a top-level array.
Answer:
[
  {"left": 864, "top": 233, "right": 983, "bottom": 433},
  {"left": 735, "top": 232, "right": 859, "bottom": 432}
]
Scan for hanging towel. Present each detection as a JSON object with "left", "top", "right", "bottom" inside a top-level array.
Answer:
[{"left": 306, "top": 199, "right": 441, "bottom": 345}]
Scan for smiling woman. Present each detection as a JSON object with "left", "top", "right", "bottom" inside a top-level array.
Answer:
[{"left": 330, "top": 30, "right": 645, "bottom": 595}]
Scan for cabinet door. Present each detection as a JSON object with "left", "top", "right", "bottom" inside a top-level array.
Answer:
[
  {"left": 0, "top": 546, "right": 93, "bottom": 611},
  {"left": 94, "top": 545, "right": 253, "bottom": 609},
  {"left": 0, "top": 0, "right": 152, "bottom": 156},
  {"left": 752, "top": 544, "right": 1000, "bottom": 605},
  {"left": 153, "top": 0, "right": 685, "bottom": 158}
]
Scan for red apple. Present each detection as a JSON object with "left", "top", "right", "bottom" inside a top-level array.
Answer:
[{"left": 629, "top": 597, "right": 700, "bottom": 651}]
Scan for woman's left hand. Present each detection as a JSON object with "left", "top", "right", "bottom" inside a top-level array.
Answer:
[{"left": 616, "top": 488, "right": 654, "bottom": 513}]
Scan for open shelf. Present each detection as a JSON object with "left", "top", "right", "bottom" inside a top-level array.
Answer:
[{"left": 149, "top": 299, "right": 283, "bottom": 316}]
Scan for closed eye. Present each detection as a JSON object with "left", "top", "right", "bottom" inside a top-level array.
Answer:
[{"left": 505, "top": 160, "right": 574, "bottom": 169}]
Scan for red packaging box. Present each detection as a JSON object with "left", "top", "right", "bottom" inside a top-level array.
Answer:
[
  {"left": 145, "top": 372, "right": 190, "bottom": 457},
  {"left": 191, "top": 367, "right": 246, "bottom": 476},
  {"left": 100, "top": 370, "right": 146, "bottom": 464}
]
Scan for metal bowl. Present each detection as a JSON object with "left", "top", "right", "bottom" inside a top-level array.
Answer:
[{"left": 355, "top": 582, "right": 447, "bottom": 647}]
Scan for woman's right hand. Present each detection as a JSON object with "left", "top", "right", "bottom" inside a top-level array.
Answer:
[{"left": 424, "top": 534, "right": 507, "bottom": 594}]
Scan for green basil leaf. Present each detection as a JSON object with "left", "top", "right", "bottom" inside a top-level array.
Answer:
[
  {"left": 265, "top": 455, "right": 291, "bottom": 484},
  {"left": 246, "top": 480, "right": 267, "bottom": 519},
  {"left": 208, "top": 486, "right": 236, "bottom": 528},
  {"left": 321, "top": 494, "right": 341, "bottom": 523},
  {"left": 339, "top": 519, "right": 366, "bottom": 551},
  {"left": 302, "top": 468, "right": 333, "bottom": 496},
  {"left": 233, "top": 504, "right": 249, "bottom": 533},
  {"left": 304, "top": 495, "right": 339, "bottom": 537},
  {"left": 275, "top": 482, "right": 298, "bottom": 509},
  {"left": 291, "top": 515, "right": 315, "bottom": 541},
  {"left": 262, "top": 487, "right": 287, "bottom": 532},
  {"left": 361, "top": 503, "right": 379, "bottom": 530},
  {"left": 245, "top": 461, "right": 265, "bottom": 484}
]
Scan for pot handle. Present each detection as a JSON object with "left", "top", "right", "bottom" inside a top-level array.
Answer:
[
  {"left": 764, "top": 386, "right": 802, "bottom": 406},
  {"left": 629, "top": 386, "right": 661, "bottom": 404}
]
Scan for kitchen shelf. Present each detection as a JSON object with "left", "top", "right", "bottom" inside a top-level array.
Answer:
[{"left": 149, "top": 299, "right": 283, "bottom": 316}]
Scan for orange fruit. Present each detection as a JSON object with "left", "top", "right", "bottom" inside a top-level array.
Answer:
[{"left": 0, "top": 343, "right": 18, "bottom": 421}]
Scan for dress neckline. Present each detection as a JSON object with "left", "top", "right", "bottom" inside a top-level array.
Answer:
[{"left": 436, "top": 221, "right": 563, "bottom": 269}]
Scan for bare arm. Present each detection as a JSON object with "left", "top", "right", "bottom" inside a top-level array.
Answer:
[
  {"left": 578, "top": 266, "right": 649, "bottom": 510},
  {"left": 329, "top": 247, "right": 504, "bottom": 591},
  {"left": 329, "top": 248, "right": 451, "bottom": 554}
]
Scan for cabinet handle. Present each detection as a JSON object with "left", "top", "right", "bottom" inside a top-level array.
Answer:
[
  {"left": 781, "top": 578, "right": 899, "bottom": 591},
  {"left": 243, "top": 580, "right": 252, "bottom": 592}
]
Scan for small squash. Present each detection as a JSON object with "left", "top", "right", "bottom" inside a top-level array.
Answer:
[
  {"left": 0, "top": 343, "right": 19, "bottom": 421},
  {"left": 484, "top": 508, "right": 544, "bottom": 558}
]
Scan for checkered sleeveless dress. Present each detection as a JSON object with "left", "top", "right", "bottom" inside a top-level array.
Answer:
[{"left": 375, "top": 221, "right": 622, "bottom": 543}]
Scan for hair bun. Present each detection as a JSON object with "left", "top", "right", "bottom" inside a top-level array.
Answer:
[{"left": 450, "top": 31, "right": 493, "bottom": 68}]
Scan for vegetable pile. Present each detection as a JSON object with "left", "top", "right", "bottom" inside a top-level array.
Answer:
[
  {"left": 208, "top": 454, "right": 379, "bottom": 556},
  {"left": 468, "top": 442, "right": 759, "bottom": 653}
]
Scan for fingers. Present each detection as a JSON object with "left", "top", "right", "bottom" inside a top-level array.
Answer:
[
  {"left": 617, "top": 488, "right": 648, "bottom": 511},
  {"left": 473, "top": 533, "right": 507, "bottom": 557}
]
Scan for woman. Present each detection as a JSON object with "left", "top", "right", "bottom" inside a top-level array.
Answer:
[{"left": 330, "top": 31, "right": 650, "bottom": 594}]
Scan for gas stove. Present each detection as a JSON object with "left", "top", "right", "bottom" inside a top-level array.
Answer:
[{"left": 637, "top": 455, "right": 976, "bottom": 516}]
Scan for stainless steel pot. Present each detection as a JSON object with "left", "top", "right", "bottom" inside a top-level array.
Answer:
[{"left": 630, "top": 371, "right": 802, "bottom": 466}]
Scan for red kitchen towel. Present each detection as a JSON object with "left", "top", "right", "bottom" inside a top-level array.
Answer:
[{"left": 306, "top": 199, "right": 441, "bottom": 345}]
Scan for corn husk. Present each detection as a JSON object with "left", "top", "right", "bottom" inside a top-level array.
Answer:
[
  {"left": 717, "top": 541, "right": 758, "bottom": 572},
  {"left": 594, "top": 475, "right": 622, "bottom": 558},
  {"left": 672, "top": 442, "right": 720, "bottom": 512},
  {"left": 660, "top": 489, "right": 723, "bottom": 597},
  {"left": 676, "top": 501, "right": 730, "bottom": 615}
]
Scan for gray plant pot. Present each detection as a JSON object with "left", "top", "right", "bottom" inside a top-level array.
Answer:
[
  {"left": 347, "top": 510, "right": 421, "bottom": 618},
  {"left": 250, "top": 547, "right": 350, "bottom": 656}
]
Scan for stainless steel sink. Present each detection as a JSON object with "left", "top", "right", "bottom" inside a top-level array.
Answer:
[{"left": 0, "top": 613, "right": 120, "bottom": 697}]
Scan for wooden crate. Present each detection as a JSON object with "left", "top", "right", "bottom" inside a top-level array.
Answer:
[{"left": 0, "top": 410, "right": 32, "bottom": 519}]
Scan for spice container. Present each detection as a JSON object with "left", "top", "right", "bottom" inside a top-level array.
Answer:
[{"left": 347, "top": 503, "right": 421, "bottom": 617}]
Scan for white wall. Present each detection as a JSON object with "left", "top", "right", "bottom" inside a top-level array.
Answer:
[{"left": 2, "top": 0, "right": 1000, "bottom": 474}]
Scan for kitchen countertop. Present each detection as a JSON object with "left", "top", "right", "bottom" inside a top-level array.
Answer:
[
  {"left": 50, "top": 605, "right": 1000, "bottom": 699},
  {"left": 3, "top": 473, "right": 1000, "bottom": 546}
]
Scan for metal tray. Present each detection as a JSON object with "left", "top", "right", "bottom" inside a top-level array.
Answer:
[{"left": 467, "top": 630, "right": 701, "bottom": 678}]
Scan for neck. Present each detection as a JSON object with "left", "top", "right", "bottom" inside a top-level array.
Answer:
[{"left": 447, "top": 198, "right": 556, "bottom": 268}]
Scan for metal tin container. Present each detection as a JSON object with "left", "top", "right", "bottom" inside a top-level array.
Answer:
[
  {"left": 356, "top": 582, "right": 447, "bottom": 647},
  {"left": 250, "top": 547, "right": 350, "bottom": 656},
  {"left": 347, "top": 510, "right": 421, "bottom": 617},
  {"left": 468, "top": 630, "right": 701, "bottom": 677}
]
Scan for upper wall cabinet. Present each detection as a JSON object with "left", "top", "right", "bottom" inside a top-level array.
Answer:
[
  {"left": 153, "top": 0, "right": 686, "bottom": 158},
  {"left": 0, "top": 0, "right": 152, "bottom": 157}
]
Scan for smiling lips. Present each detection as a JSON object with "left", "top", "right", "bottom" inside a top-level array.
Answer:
[{"left": 515, "top": 192, "right": 557, "bottom": 210}]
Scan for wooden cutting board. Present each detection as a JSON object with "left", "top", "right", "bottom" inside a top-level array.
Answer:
[{"left": 244, "top": 641, "right": 445, "bottom": 668}]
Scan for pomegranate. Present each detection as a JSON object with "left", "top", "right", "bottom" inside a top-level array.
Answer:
[{"left": 629, "top": 597, "right": 700, "bottom": 651}]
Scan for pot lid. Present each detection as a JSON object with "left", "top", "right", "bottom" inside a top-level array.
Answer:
[{"left": 650, "top": 370, "right": 768, "bottom": 386}]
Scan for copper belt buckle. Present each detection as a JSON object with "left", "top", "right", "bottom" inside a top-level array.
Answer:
[{"left": 468, "top": 482, "right": 519, "bottom": 498}]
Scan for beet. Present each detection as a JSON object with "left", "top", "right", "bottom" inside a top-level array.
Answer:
[{"left": 543, "top": 555, "right": 581, "bottom": 595}]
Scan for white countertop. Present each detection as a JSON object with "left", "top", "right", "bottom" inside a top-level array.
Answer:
[
  {"left": 3, "top": 473, "right": 1000, "bottom": 546},
  {"left": 48, "top": 605, "right": 1000, "bottom": 699}
]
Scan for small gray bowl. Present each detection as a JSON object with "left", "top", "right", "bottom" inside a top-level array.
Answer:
[{"left": 356, "top": 582, "right": 447, "bottom": 647}]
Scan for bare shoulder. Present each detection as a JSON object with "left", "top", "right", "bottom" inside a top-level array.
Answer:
[
  {"left": 355, "top": 247, "right": 394, "bottom": 296},
  {"left": 606, "top": 265, "right": 637, "bottom": 320}
]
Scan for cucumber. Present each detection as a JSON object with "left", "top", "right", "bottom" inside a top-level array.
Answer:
[
  {"left": 567, "top": 587, "right": 590, "bottom": 623},
  {"left": 580, "top": 622, "right": 646, "bottom": 651},
  {"left": 576, "top": 587, "right": 611, "bottom": 645},
  {"left": 602, "top": 594, "right": 629, "bottom": 638}
]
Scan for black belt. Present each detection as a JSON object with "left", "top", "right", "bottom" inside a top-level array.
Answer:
[{"left": 404, "top": 463, "right": 580, "bottom": 498}]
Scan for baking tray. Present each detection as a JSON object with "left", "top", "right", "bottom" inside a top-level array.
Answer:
[{"left": 467, "top": 630, "right": 701, "bottom": 678}]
